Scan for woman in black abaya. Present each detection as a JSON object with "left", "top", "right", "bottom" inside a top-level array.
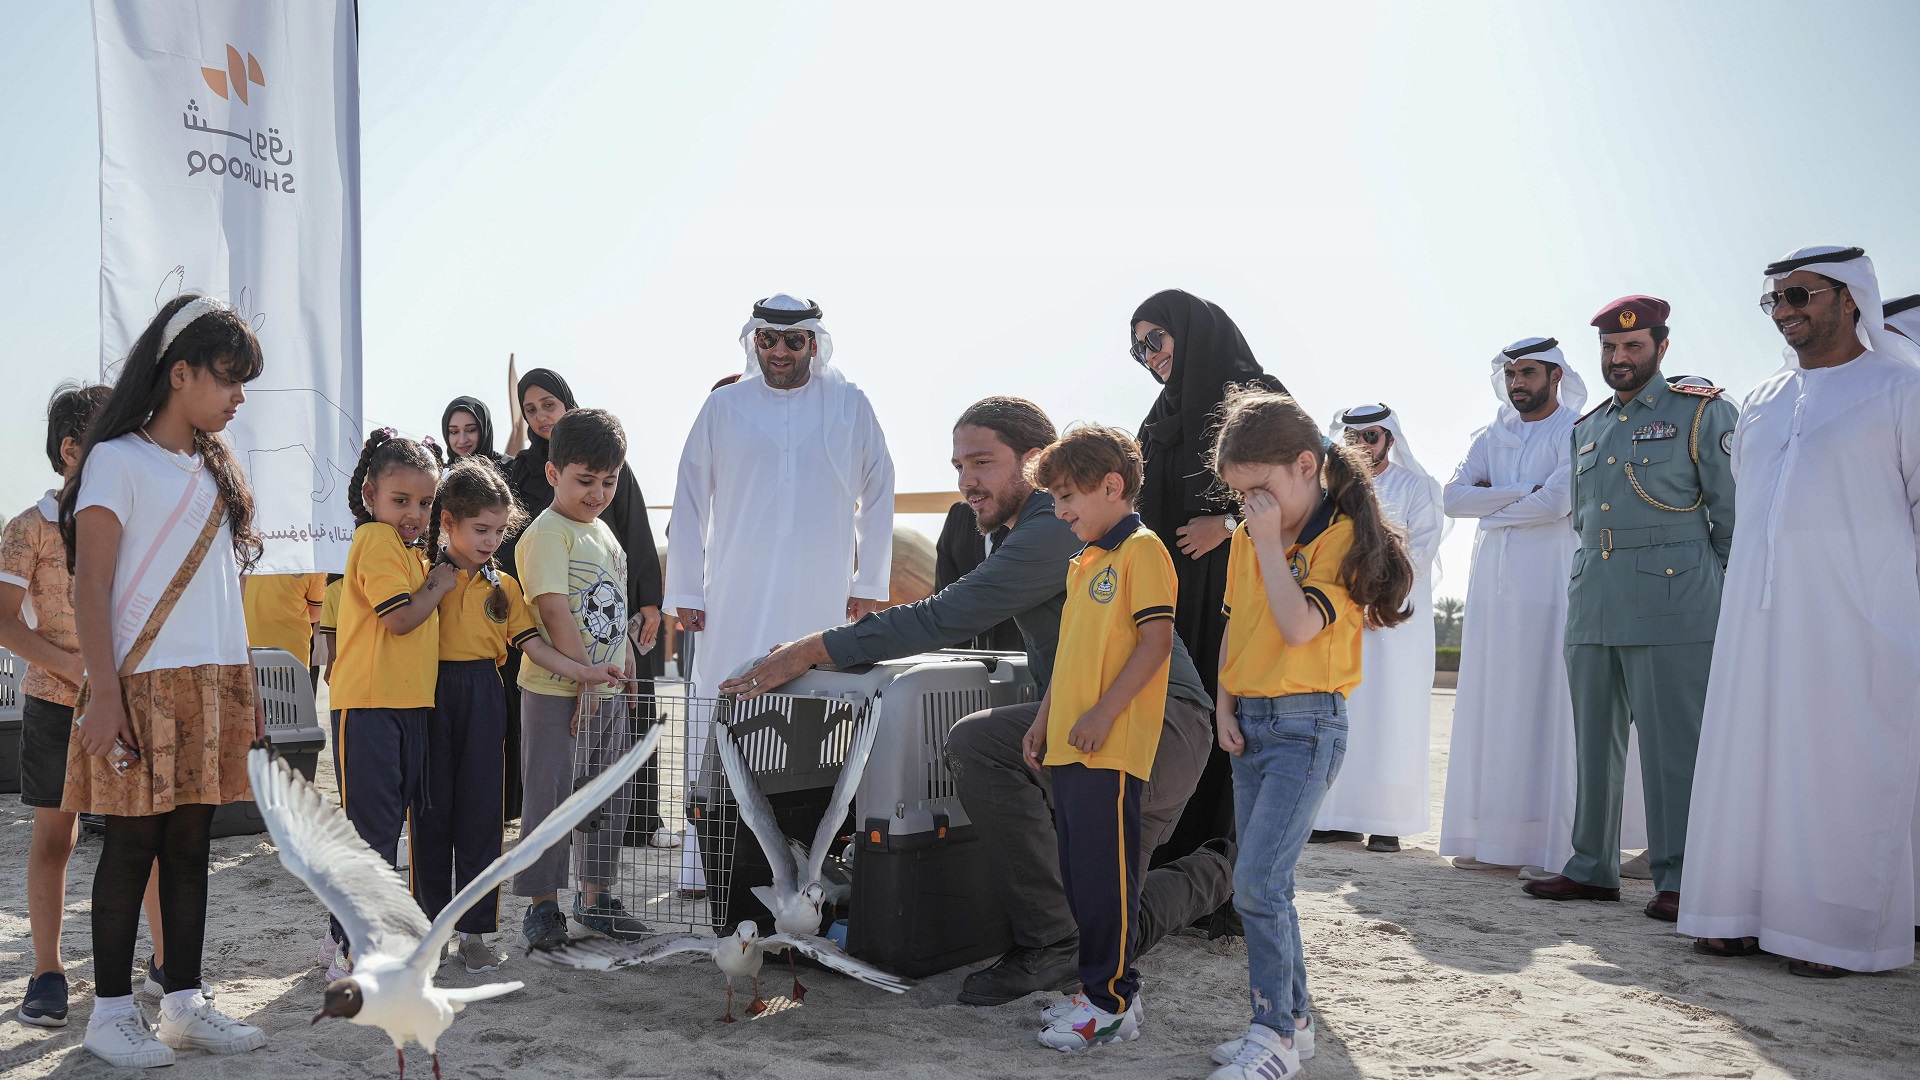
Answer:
[
  {"left": 1131, "top": 289, "right": 1284, "bottom": 866},
  {"left": 503, "top": 368, "right": 666, "bottom": 840}
]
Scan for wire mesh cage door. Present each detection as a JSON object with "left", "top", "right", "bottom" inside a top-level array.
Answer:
[{"left": 569, "top": 681, "right": 736, "bottom": 936}]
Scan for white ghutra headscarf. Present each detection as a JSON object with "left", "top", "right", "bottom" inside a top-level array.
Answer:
[
  {"left": 1489, "top": 336, "right": 1588, "bottom": 422},
  {"left": 1328, "top": 401, "right": 1452, "bottom": 560},
  {"left": 1763, "top": 246, "right": 1920, "bottom": 370}
]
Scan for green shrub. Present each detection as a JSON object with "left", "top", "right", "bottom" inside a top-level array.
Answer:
[{"left": 1435, "top": 647, "right": 1461, "bottom": 672}]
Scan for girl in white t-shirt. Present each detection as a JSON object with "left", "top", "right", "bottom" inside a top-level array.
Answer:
[{"left": 57, "top": 295, "right": 270, "bottom": 1068}]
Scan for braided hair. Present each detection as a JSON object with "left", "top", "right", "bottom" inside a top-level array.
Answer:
[
  {"left": 425, "top": 455, "right": 527, "bottom": 620},
  {"left": 347, "top": 428, "right": 444, "bottom": 529}
]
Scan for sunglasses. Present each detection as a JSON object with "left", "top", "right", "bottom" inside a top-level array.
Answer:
[
  {"left": 1130, "top": 327, "right": 1168, "bottom": 366},
  {"left": 754, "top": 328, "right": 813, "bottom": 352},
  {"left": 1759, "top": 284, "right": 1844, "bottom": 314},
  {"left": 1346, "top": 429, "right": 1387, "bottom": 446}
]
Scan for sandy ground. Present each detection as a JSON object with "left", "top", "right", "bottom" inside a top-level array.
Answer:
[{"left": 4, "top": 691, "right": 1918, "bottom": 1080}]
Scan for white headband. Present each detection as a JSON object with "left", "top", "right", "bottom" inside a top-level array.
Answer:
[{"left": 158, "top": 297, "right": 229, "bottom": 359}]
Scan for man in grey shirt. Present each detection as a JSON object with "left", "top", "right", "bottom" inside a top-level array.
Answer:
[{"left": 724, "top": 397, "right": 1233, "bottom": 1006}]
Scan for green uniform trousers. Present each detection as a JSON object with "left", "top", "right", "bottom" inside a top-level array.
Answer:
[{"left": 1561, "top": 641, "right": 1714, "bottom": 893}]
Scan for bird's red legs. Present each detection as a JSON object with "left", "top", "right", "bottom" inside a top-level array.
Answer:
[
  {"left": 747, "top": 975, "right": 767, "bottom": 1016},
  {"left": 719, "top": 979, "right": 737, "bottom": 1023},
  {"left": 788, "top": 952, "right": 807, "bottom": 1002},
  {"left": 432, "top": 1052, "right": 442, "bottom": 1080}
]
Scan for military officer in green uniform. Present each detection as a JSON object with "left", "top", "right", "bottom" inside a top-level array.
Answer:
[{"left": 1522, "top": 295, "right": 1737, "bottom": 922}]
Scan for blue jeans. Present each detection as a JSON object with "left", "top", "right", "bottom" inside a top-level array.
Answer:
[{"left": 1229, "top": 692, "right": 1347, "bottom": 1035}]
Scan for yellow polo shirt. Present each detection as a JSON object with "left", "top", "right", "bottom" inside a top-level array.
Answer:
[
  {"left": 437, "top": 565, "right": 542, "bottom": 664},
  {"left": 330, "top": 522, "right": 439, "bottom": 711},
  {"left": 242, "top": 573, "right": 327, "bottom": 662},
  {"left": 317, "top": 575, "right": 343, "bottom": 636},
  {"left": 1043, "top": 515, "right": 1175, "bottom": 781},
  {"left": 1220, "top": 496, "right": 1363, "bottom": 699}
]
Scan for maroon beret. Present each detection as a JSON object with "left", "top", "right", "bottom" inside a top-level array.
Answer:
[{"left": 1591, "top": 295, "right": 1670, "bottom": 334}]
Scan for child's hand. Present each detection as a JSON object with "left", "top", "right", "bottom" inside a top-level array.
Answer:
[
  {"left": 55, "top": 650, "right": 86, "bottom": 687},
  {"left": 78, "top": 691, "right": 135, "bottom": 760},
  {"left": 1021, "top": 712, "right": 1048, "bottom": 771},
  {"left": 576, "top": 662, "right": 626, "bottom": 688},
  {"left": 1216, "top": 702, "right": 1246, "bottom": 756},
  {"left": 425, "top": 559, "right": 458, "bottom": 593},
  {"left": 1243, "top": 490, "right": 1289, "bottom": 549},
  {"left": 1067, "top": 707, "right": 1117, "bottom": 754}
]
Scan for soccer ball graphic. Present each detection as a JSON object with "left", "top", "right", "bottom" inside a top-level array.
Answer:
[{"left": 580, "top": 579, "right": 626, "bottom": 646}]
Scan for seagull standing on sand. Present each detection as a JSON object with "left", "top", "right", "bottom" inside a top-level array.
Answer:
[
  {"left": 247, "top": 728, "right": 663, "bottom": 1078},
  {"left": 714, "top": 713, "right": 880, "bottom": 1000},
  {"left": 535, "top": 919, "right": 908, "bottom": 1022}
]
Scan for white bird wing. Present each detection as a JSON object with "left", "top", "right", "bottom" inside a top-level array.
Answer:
[
  {"left": 531, "top": 934, "right": 714, "bottom": 971},
  {"left": 405, "top": 725, "right": 664, "bottom": 970},
  {"left": 248, "top": 746, "right": 430, "bottom": 960},
  {"left": 805, "top": 711, "right": 880, "bottom": 887},
  {"left": 715, "top": 720, "right": 799, "bottom": 897},
  {"left": 441, "top": 982, "right": 523, "bottom": 1007},
  {"left": 762, "top": 933, "right": 911, "bottom": 994}
]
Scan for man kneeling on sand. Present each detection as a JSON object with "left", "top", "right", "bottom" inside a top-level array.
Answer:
[{"left": 725, "top": 397, "right": 1234, "bottom": 1005}]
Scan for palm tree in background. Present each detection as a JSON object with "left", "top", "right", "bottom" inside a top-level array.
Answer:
[{"left": 1434, "top": 596, "right": 1465, "bottom": 648}]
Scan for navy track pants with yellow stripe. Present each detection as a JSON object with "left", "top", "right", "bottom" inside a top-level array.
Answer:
[
  {"left": 414, "top": 659, "right": 508, "bottom": 935},
  {"left": 329, "top": 706, "right": 429, "bottom": 950},
  {"left": 1052, "top": 762, "right": 1144, "bottom": 1015}
]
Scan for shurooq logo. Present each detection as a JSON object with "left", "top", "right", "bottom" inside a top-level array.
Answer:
[
  {"left": 182, "top": 42, "right": 296, "bottom": 194},
  {"left": 202, "top": 45, "right": 264, "bottom": 103}
]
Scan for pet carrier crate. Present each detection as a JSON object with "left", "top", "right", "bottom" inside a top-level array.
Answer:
[
  {"left": 679, "top": 650, "right": 1037, "bottom": 978},
  {"left": 0, "top": 647, "right": 22, "bottom": 794},
  {"left": 82, "top": 647, "right": 325, "bottom": 837}
]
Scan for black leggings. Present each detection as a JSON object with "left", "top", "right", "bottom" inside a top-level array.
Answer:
[{"left": 92, "top": 805, "right": 216, "bottom": 998}]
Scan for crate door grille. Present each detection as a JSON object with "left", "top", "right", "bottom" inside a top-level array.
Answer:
[{"left": 920, "top": 688, "right": 988, "bottom": 803}]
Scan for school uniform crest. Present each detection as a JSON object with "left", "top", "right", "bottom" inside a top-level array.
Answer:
[
  {"left": 1288, "top": 552, "right": 1308, "bottom": 582},
  {"left": 1089, "top": 566, "right": 1118, "bottom": 604}
]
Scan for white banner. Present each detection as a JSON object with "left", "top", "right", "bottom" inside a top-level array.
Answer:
[{"left": 94, "top": 0, "right": 361, "bottom": 574}]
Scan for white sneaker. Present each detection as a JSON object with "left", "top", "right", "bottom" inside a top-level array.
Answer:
[
  {"left": 84, "top": 1008, "right": 175, "bottom": 1069},
  {"left": 1517, "top": 865, "right": 1558, "bottom": 882},
  {"left": 1209, "top": 1023, "right": 1301, "bottom": 1079},
  {"left": 137, "top": 957, "right": 213, "bottom": 1002},
  {"left": 1041, "top": 990, "right": 1145, "bottom": 1024},
  {"left": 157, "top": 993, "right": 267, "bottom": 1055},
  {"left": 456, "top": 934, "right": 508, "bottom": 974},
  {"left": 1214, "top": 1018, "right": 1314, "bottom": 1065},
  {"left": 325, "top": 942, "right": 353, "bottom": 983},
  {"left": 316, "top": 937, "right": 335, "bottom": 968},
  {"left": 1620, "top": 851, "right": 1653, "bottom": 880},
  {"left": 1036, "top": 993, "right": 1141, "bottom": 1051},
  {"left": 649, "top": 826, "right": 683, "bottom": 849}
]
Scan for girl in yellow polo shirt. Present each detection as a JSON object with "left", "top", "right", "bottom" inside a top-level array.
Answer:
[
  {"left": 1203, "top": 390, "right": 1414, "bottom": 1080},
  {"left": 415, "top": 458, "right": 622, "bottom": 974},
  {"left": 325, "top": 429, "right": 454, "bottom": 978}
]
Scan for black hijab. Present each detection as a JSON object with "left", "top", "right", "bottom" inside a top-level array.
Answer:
[
  {"left": 1131, "top": 289, "right": 1283, "bottom": 530},
  {"left": 499, "top": 367, "right": 663, "bottom": 626},
  {"left": 441, "top": 395, "right": 508, "bottom": 469},
  {"left": 507, "top": 368, "right": 579, "bottom": 515}
]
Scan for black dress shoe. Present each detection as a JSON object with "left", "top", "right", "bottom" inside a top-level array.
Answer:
[
  {"left": 957, "top": 935, "right": 1079, "bottom": 1006},
  {"left": 1643, "top": 891, "right": 1680, "bottom": 921},
  {"left": 1521, "top": 875, "right": 1621, "bottom": 901},
  {"left": 1366, "top": 835, "right": 1401, "bottom": 853},
  {"left": 1309, "top": 830, "right": 1364, "bottom": 844}
]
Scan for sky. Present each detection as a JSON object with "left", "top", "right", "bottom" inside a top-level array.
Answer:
[{"left": 3, "top": 1, "right": 1918, "bottom": 598}]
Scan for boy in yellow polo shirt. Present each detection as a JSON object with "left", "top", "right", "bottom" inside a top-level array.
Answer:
[{"left": 1020, "top": 425, "right": 1175, "bottom": 1052}]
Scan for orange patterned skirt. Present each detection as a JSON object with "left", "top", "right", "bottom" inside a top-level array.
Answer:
[{"left": 62, "top": 663, "right": 256, "bottom": 816}]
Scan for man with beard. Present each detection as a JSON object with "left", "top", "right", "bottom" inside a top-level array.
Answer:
[
  {"left": 1681, "top": 247, "right": 1920, "bottom": 976},
  {"left": 724, "top": 397, "right": 1233, "bottom": 1006},
  {"left": 666, "top": 295, "right": 895, "bottom": 872},
  {"left": 1441, "top": 339, "right": 1650, "bottom": 879},
  {"left": 1523, "top": 297, "right": 1737, "bottom": 923},
  {"left": 1310, "top": 403, "right": 1444, "bottom": 853}
]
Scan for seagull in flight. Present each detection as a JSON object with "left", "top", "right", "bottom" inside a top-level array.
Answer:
[
  {"left": 714, "top": 712, "right": 881, "bottom": 1001},
  {"left": 247, "top": 729, "right": 663, "bottom": 1078},
  {"left": 534, "top": 919, "right": 908, "bottom": 1023}
]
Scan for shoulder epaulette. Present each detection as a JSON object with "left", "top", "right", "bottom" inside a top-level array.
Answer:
[
  {"left": 1668, "top": 383, "right": 1725, "bottom": 399},
  {"left": 1575, "top": 400, "right": 1609, "bottom": 424}
]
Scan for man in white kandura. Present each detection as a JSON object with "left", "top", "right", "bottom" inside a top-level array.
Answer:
[
  {"left": 1681, "top": 246, "right": 1920, "bottom": 977},
  {"left": 1309, "top": 403, "right": 1444, "bottom": 853},
  {"left": 665, "top": 295, "right": 895, "bottom": 886},
  {"left": 1439, "top": 338, "right": 1645, "bottom": 878}
]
